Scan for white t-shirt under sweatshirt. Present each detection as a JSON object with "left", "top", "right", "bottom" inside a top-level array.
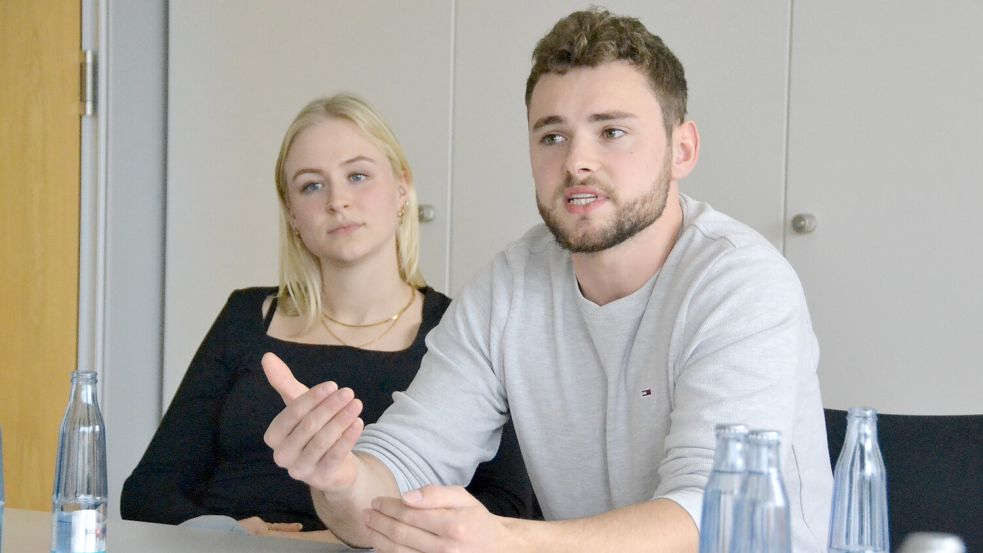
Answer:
[{"left": 356, "top": 195, "right": 832, "bottom": 552}]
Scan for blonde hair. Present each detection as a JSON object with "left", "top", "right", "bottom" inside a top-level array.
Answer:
[{"left": 273, "top": 93, "right": 425, "bottom": 328}]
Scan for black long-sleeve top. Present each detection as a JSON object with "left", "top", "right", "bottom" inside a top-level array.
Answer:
[{"left": 121, "top": 287, "right": 537, "bottom": 529}]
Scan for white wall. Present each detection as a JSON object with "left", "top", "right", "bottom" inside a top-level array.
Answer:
[
  {"left": 784, "top": 0, "right": 983, "bottom": 414},
  {"left": 102, "top": 3, "right": 982, "bottom": 507},
  {"left": 101, "top": 0, "right": 168, "bottom": 519}
]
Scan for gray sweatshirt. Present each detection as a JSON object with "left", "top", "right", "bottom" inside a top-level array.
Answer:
[{"left": 356, "top": 195, "right": 832, "bottom": 552}]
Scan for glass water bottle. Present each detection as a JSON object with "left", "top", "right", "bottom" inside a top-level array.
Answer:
[
  {"left": 699, "top": 423, "right": 749, "bottom": 553},
  {"left": 51, "top": 371, "right": 107, "bottom": 553},
  {"left": 828, "top": 407, "right": 889, "bottom": 553},
  {"left": 729, "top": 430, "right": 792, "bottom": 553}
]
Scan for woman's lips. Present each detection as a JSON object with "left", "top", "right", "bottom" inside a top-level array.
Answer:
[{"left": 329, "top": 223, "right": 362, "bottom": 235}]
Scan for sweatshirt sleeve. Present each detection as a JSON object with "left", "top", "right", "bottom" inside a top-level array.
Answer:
[
  {"left": 466, "top": 418, "right": 540, "bottom": 519},
  {"left": 120, "top": 292, "right": 243, "bottom": 524},
  {"left": 652, "top": 244, "right": 820, "bottom": 526},
  {"left": 355, "top": 257, "right": 512, "bottom": 494}
]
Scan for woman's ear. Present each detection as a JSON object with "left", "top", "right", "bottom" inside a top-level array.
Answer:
[
  {"left": 670, "top": 120, "right": 700, "bottom": 181},
  {"left": 285, "top": 204, "right": 300, "bottom": 230},
  {"left": 399, "top": 169, "right": 413, "bottom": 192}
]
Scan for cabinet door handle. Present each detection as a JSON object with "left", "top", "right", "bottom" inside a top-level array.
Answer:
[
  {"left": 418, "top": 204, "right": 436, "bottom": 223},
  {"left": 791, "top": 213, "right": 817, "bottom": 234}
]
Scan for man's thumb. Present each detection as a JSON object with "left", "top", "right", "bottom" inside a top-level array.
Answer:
[{"left": 262, "top": 352, "right": 309, "bottom": 403}]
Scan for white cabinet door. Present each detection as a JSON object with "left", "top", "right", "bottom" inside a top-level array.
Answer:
[
  {"left": 450, "top": 0, "right": 792, "bottom": 291},
  {"left": 786, "top": 1, "right": 983, "bottom": 414},
  {"left": 165, "top": 0, "right": 452, "bottom": 405}
]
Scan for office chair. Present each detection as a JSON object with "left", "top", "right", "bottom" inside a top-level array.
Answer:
[{"left": 823, "top": 409, "right": 982, "bottom": 553}]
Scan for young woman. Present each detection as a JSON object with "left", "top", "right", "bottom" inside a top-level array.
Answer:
[{"left": 121, "top": 94, "right": 536, "bottom": 540}]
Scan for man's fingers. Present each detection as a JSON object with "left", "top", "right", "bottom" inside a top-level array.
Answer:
[
  {"left": 401, "top": 485, "right": 478, "bottom": 510},
  {"left": 370, "top": 487, "right": 475, "bottom": 537},
  {"left": 365, "top": 499, "right": 441, "bottom": 553},
  {"left": 265, "top": 381, "right": 339, "bottom": 452},
  {"left": 286, "top": 393, "right": 361, "bottom": 474},
  {"left": 263, "top": 352, "right": 309, "bottom": 403}
]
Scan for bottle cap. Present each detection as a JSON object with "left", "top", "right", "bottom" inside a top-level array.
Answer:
[
  {"left": 747, "top": 429, "right": 781, "bottom": 443},
  {"left": 897, "top": 532, "right": 966, "bottom": 553},
  {"left": 71, "top": 370, "right": 99, "bottom": 383},
  {"left": 714, "top": 423, "right": 748, "bottom": 436},
  {"left": 847, "top": 406, "right": 878, "bottom": 419}
]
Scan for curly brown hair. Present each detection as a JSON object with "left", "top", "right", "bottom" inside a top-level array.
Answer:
[{"left": 525, "top": 7, "right": 688, "bottom": 135}]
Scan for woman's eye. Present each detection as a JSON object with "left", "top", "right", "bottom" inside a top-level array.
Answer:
[
  {"left": 602, "top": 128, "right": 626, "bottom": 139},
  {"left": 349, "top": 172, "right": 369, "bottom": 183},
  {"left": 540, "top": 133, "right": 565, "bottom": 146},
  {"left": 301, "top": 181, "right": 324, "bottom": 193}
]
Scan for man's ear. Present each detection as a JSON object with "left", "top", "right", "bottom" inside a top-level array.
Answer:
[{"left": 670, "top": 120, "right": 700, "bottom": 181}]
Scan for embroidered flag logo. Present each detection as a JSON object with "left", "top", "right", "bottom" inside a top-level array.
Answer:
[{"left": 640, "top": 388, "right": 652, "bottom": 397}]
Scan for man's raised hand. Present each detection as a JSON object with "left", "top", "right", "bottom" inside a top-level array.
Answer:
[{"left": 262, "top": 352, "right": 364, "bottom": 492}]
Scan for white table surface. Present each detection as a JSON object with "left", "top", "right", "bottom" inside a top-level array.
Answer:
[{"left": 2, "top": 508, "right": 368, "bottom": 552}]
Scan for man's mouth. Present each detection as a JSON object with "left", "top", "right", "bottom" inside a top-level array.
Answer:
[{"left": 568, "top": 193, "right": 598, "bottom": 206}]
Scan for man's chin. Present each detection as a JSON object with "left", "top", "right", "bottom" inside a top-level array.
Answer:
[{"left": 547, "top": 227, "right": 613, "bottom": 254}]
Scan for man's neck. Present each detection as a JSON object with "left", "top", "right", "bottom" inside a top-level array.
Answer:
[{"left": 571, "top": 186, "right": 683, "bottom": 306}]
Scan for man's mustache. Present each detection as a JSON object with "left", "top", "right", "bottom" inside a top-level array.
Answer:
[{"left": 560, "top": 174, "right": 614, "bottom": 197}]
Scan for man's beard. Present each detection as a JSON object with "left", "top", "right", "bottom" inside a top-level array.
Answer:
[{"left": 537, "top": 158, "right": 671, "bottom": 254}]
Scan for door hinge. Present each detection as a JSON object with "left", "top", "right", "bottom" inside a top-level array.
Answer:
[{"left": 81, "top": 50, "right": 97, "bottom": 116}]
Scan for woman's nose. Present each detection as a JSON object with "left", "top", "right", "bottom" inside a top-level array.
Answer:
[{"left": 325, "top": 187, "right": 352, "bottom": 212}]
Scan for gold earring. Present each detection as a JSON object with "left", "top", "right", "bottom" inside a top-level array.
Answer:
[{"left": 397, "top": 200, "right": 408, "bottom": 219}]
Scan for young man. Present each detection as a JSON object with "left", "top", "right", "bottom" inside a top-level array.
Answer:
[{"left": 263, "top": 8, "right": 832, "bottom": 552}]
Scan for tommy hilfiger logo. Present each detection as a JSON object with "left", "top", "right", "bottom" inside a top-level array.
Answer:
[{"left": 640, "top": 388, "right": 652, "bottom": 397}]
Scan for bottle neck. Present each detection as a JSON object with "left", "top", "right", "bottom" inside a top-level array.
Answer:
[
  {"left": 845, "top": 410, "right": 878, "bottom": 442},
  {"left": 713, "top": 434, "right": 747, "bottom": 472},
  {"left": 70, "top": 372, "right": 99, "bottom": 405},
  {"left": 746, "top": 436, "right": 781, "bottom": 473}
]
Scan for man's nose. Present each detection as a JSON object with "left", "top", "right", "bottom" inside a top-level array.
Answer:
[{"left": 563, "top": 135, "right": 600, "bottom": 177}]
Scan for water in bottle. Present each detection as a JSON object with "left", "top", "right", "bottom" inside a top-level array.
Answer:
[
  {"left": 699, "top": 423, "right": 749, "bottom": 553},
  {"left": 51, "top": 371, "right": 107, "bottom": 553},
  {"left": 828, "top": 407, "right": 889, "bottom": 553},
  {"left": 729, "top": 430, "right": 791, "bottom": 553}
]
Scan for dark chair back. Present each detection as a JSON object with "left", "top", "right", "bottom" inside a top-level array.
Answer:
[{"left": 824, "top": 409, "right": 982, "bottom": 553}]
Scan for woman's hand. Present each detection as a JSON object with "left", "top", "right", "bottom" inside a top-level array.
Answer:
[
  {"left": 238, "top": 516, "right": 343, "bottom": 543},
  {"left": 238, "top": 516, "right": 302, "bottom": 535}
]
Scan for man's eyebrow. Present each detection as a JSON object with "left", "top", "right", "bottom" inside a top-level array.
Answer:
[
  {"left": 531, "top": 115, "right": 564, "bottom": 131},
  {"left": 589, "top": 111, "right": 637, "bottom": 122},
  {"left": 531, "top": 112, "right": 638, "bottom": 131}
]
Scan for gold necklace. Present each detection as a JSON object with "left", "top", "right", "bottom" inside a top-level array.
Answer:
[
  {"left": 321, "top": 316, "right": 400, "bottom": 348},
  {"left": 320, "top": 287, "right": 416, "bottom": 348},
  {"left": 322, "top": 286, "right": 415, "bottom": 328}
]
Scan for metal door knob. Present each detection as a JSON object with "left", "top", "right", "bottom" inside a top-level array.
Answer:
[
  {"left": 791, "top": 213, "right": 817, "bottom": 234},
  {"left": 418, "top": 204, "right": 436, "bottom": 223}
]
